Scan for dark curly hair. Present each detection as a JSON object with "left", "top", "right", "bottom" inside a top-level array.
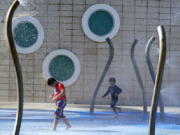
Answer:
[
  {"left": 109, "top": 77, "right": 116, "bottom": 83},
  {"left": 47, "top": 78, "right": 57, "bottom": 86}
]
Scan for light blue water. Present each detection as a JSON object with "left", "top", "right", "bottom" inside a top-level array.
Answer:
[{"left": 0, "top": 109, "right": 180, "bottom": 135}]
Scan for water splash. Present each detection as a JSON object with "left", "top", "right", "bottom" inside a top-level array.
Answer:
[
  {"left": 18, "top": 0, "right": 29, "bottom": 7},
  {"left": 166, "top": 59, "right": 176, "bottom": 69},
  {"left": 166, "top": 56, "right": 180, "bottom": 69},
  {"left": 161, "top": 83, "right": 180, "bottom": 105},
  {"left": 151, "top": 47, "right": 159, "bottom": 56},
  {"left": 18, "top": 11, "right": 38, "bottom": 17},
  {"left": 8, "top": 0, "right": 35, "bottom": 9},
  {"left": 161, "top": 83, "right": 180, "bottom": 92},
  {"left": 18, "top": 0, "right": 38, "bottom": 16}
]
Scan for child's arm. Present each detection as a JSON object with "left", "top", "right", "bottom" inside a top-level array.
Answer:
[
  {"left": 52, "top": 89, "right": 65, "bottom": 101},
  {"left": 102, "top": 88, "right": 110, "bottom": 98},
  {"left": 48, "top": 94, "right": 53, "bottom": 99}
]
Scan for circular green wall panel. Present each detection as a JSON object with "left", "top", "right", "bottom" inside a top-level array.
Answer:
[
  {"left": 43, "top": 49, "right": 81, "bottom": 87},
  {"left": 12, "top": 16, "right": 44, "bottom": 54},
  {"left": 49, "top": 55, "right": 75, "bottom": 81},
  {"left": 82, "top": 4, "right": 120, "bottom": 42},
  {"left": 14, "top": 22, "right": 38, "bottom": 48},
  {"left": 88, "top": 10, "right": 114, "bottom": 36}
]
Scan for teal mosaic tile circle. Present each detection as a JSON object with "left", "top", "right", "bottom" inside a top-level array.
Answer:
[
  {"left": 49, "top": 55, "right": 75, "bottom": 81},
  {"left": 88, "top": 10, "right": 114, "bottom": 36},
  {"left": 13, "top": 21, "right": 38, "bottom": 48}
]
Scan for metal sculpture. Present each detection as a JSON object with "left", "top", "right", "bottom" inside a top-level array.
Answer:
[
  {"left": 90, "top": 37, "right": 114, "bottom": 113},
  {"left": 130, "top": 39, "right": 147, "bottom": 113},
  {"left": 148, "top": 25, "right": 166, "bottom": 135},
  {"left": 145, "top": 36, "right": 164, "bottom": 118},
  {"left": 5, "top": 0, "right": 24, "bottom": 135}
]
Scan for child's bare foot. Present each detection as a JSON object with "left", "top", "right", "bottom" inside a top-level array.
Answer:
[
  {"left": 114, "top": 114, "right": 119, "bottom": 118},
  {"left": 51, "top": 128, "right": 56, "bottom": 131},
  {"left": 65, "top": 125, "right": 71, "bottom": 130},
  {"left": 116, "top": 107, "right": 121, "bottom": 112}
]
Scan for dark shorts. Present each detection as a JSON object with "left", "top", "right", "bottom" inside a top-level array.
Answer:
[
  {"left": 111, "top": 96, "right": 118, "bottom": 108},
  {"left": 54, "top": 100, "right": 66, "bottom": 120}
]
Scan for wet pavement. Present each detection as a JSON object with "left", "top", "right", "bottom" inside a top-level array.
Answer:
[{"left": 0, "top": 108, "right": 180, "bottom": 135}]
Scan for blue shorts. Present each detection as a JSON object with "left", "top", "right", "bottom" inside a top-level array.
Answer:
[
  {"left": 111, "top": 96, "right": 118, "bottom": 108},
  {"left": 54, "top": 100, "right": 66, "bottom": 120}
]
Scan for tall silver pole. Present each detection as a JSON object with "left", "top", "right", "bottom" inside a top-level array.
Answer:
[
  {"left": 130, "top": 39, "right": 147, "bottom": 113},
  {"left": 90, "top": 37, "right": 114, "bottom": 114},
  {"left": 145, "top": 36, "right": 164, "bottom": 119},
  {"left": 5, "top": 0, "right": 24, "bottom": 135},
  {"left": 148, "top": 25, "right": 166, "bottom": 135}
]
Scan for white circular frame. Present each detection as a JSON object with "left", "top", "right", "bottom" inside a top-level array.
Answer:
[
  {"left": 82, "top": 4, "right": 120, "bottom": 42},
  {"left": 42, "top": 49, "right": 81, "bottom": 87},
  {"left": 12, "top": 16, "right": 44, "bottom": 54}
]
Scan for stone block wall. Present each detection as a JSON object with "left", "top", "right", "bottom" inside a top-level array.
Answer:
[{"left": 0, "top": 0, "right": 180, "bottom": 106}]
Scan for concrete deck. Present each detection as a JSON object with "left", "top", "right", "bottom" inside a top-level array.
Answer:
[{"left": 0, "top": 102, "right": 180, "bottom": 112}]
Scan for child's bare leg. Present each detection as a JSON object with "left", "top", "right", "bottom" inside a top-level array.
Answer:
[
  {"left": 111, "top": 100, "right": 119, "bottom": 118},
  {"left": 111, "top": 106, "right": 118, "bottom": 118},
  {"left": 52, "top": 119, "right": 58, "bottom": 131},
  {"left": 62, "top": 118, "right": 71, "bottom": 129},
  {"left": 115, "top": 107, "right": 121, "bottom": 112},
  {"left": 112, "top": 107, "right": 117, "bottom": 114}
]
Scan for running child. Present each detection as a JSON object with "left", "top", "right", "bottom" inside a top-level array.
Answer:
[
  {"left": 48, "top": 78, "right": 71, "bottom": 130},
  {"left": 102, "top": 77, "right": 122, "bottom": 118}
]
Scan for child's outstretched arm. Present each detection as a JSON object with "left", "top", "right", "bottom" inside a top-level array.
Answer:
[
  {"left": 48, "top": 94, "right": 53, "bottom": 99},
  {"left": 102, "top": 88, "right": 110, "bottom": 98}
]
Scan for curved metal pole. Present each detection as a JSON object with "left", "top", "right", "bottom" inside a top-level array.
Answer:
[
  {"left": 90, "top": 37, "right": 114, "bottom": 114},
  {"left": 5, "top": 0, "right": 24, "bottom": 135},
  {"left": 130, "top": 39, "right": 147, "bottom": 113},
  {"left": 145, "top": 36, "right": 164, "bottom": 119},
  {"left": 148, "top": 25, "right": 166, "bottom": 135},
  {"left": 145, "top": 36, "right": 156, "bottom": 82}
]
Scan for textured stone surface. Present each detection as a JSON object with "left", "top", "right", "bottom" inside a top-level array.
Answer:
[{"left": 0, "top": 0, "right": 180, "bottom": 106}]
